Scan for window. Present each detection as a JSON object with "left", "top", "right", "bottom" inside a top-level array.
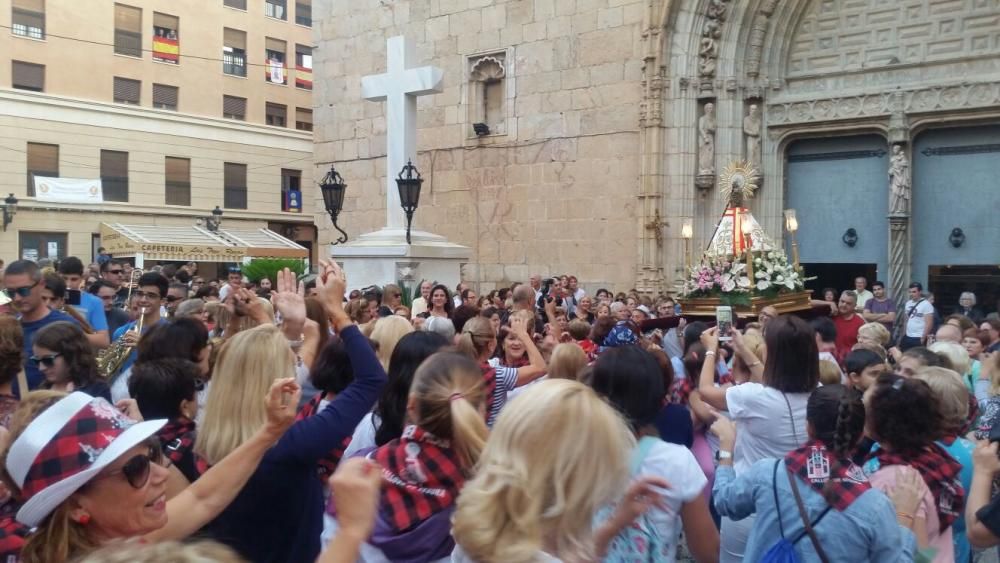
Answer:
[
  {"left": 223, "top": 0, "right": 246, "bottom": 9},
  {"left": 295, "top": 0, "right": 311, "bottom": 26},
  {"left": 223, "top": 95, "right": 246, "bottom": 120},
  {"left": 264, "top": 0, "right": 286, "bottom": 20},
  {"left": 265, "top": 102, "right": 287, "bottom": 127},
  {"left": 295, "top": 44, "right": 312, "bottom": 90},
  {"left": 224, "top": 163, "right": 247, "bottom": 209},
  {"left": 152, "top": 12, "right": 179, "bottom": 64},
  {"left": 100, "top": 150, "right": 129, "bottom": 202},
  {"left": 223, "top": 28, "right": 247, "bottom": 77},
  {"left": 12, "top": 0, "right": 45, "bottom": 39},
  {"left": 281, "top": 169, "right": 301, "bottom": 211},
  {"left": 152, "top": 83, "right": 178, "bottom": 110},
  {"left": 264, "top": 37, "right": 287, "bottom": 85},
  {"left": 26, "top": 143, "right": 58, "bottom": 196},
  {"left": 11, "top": 61, "right": 44, "bottom": 92},
  {"left": 114, "top": 4, "right": 142, "bottom": 57},
  {"left": 19, "top": 231, "right": 67, "bottom": 261},
  {"left": 295, "top": 107, "right": 312, "bottom": 131},
  {"left": 165, "top": 157, "right": 190, "bottom": 206},
  {"left": 113, "top": 77, "right": 140, "bottom": 105}
]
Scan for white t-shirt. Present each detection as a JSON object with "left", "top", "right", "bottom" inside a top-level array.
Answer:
[
  {"left": 855, "top": 289, "right": 874, "bottom": 312},
  {"left": 344, "top": 412, "right": 381, "bottom": 458},
  {"left": 634, "top": 440, "right": 708, "bottom": 562},
  {"left": 725, "top": 382, "right": 810, "bottom": 474},
  {"left": 904, "top": 298, "right": 935, "bottom": 338},
  {"left": 410, "top": 297, "right": 429, "bottom": 317}
]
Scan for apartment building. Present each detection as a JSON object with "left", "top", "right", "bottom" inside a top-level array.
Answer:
[{"left": 0, "top": 0, "right": 317, "bottom": 265}]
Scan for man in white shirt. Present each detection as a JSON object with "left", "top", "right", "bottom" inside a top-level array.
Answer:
[
  {"left": 218, "top": 267, "right": 244, "bottom": 302},
  {"left": 410, "top": 280, "right": 433, "bottom": 317},
  {"left": 453, "top": 282, "right": 468, "bottom": 309},
  {"left": 900, "top": 282, "right": 934, "bottom": 350},
  {"left": 853, "top": 276, "right": 874, "bottom": 313}
]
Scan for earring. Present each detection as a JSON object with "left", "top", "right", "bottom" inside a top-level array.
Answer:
[{"left": 77, "top": 514, "right": 91, "bottom": 526}]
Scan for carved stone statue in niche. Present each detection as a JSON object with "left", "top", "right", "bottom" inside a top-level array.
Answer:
[
  {"left": 743, "top": 104, "right": 762, "bottom": 166},
  {"left": 698, "top": 20, "right": 720, "bottom": 77},
  {"left": 889, "top": 144, "right": 910, "bottom": 214},
  {"left": 698, "top": 102, "right": 717, "bottom": 176}
]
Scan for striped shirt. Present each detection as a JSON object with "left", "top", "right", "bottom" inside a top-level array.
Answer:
[{"left": 486, "top": 358, "right": 520, "bottom": 427}]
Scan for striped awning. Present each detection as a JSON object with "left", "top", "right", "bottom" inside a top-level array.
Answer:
[{"left": 100, "top": 223, "right": 307, "bottom": 261}]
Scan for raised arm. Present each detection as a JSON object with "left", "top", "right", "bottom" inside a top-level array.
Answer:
[
  {"left": 146, "top": 378, "right": 300, "bottom": 543},
  {"left": 697, "top": 327, "right": 729, "bottom": 411},
  {"left": 511, "top": 315, "right": 546, "bottom": 386}
]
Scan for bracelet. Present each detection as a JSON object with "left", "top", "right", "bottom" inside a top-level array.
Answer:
[
  {"left": 705, "top": 350, "right": 716, "bottom": 357},
  {"left": 287, "top": 334, "right": 305, "bottom": 349}
]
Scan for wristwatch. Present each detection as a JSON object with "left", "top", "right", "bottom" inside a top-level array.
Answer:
[{"left": 716, "top": 450, "right": 733, "bottom": 461}]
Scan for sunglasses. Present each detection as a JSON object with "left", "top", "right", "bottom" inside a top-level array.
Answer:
[
  {"left": 165, "top": 295, "right": 183, "bottom": 303},
  {"left": 28, "top": 353, "right": 61, "bottom": 368},
  {"left": 4, "top": 281, "right": 39, "bottom": 299},
  {"left": 98, "top": 443, "right": 171, "bottom": 489}
]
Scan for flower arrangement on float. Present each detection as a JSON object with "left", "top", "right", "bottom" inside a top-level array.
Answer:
[{"left": 680, "top": 250, "right": 808, "bottom": 307}]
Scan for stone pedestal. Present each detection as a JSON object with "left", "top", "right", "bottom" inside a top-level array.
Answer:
[{"left": 330, "top": 227, "right": 471, "bottom": 290}]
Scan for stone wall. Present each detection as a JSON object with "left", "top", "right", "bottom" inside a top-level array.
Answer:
[{"left": 313, "top": 0, "right": 647, "bottom": 291}]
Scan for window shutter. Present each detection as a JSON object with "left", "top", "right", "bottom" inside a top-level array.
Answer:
[
  {"left": 165, "top": 157, "right": 190, "bottom": 206},
  {"left": 223, "top": 28, "right": 245, "bottom": 50},
  {"left": 265, "top": 37, "right": 286, "bottom": 54},
  {"left": 295, "top": 107, "right": 313, "bottom": 131},
  {"left": 12, "top": 61, "right": 44, "bottom": 91},
  {"left": 223, "top": 95, "right": 246, "bottom": 119},
  {"left": 266, "top": 103, "right": 287, "bottom": 127},
  {"left": 26, "top": 143, "right": 58, "bottom": 196},
  {"left": 152, "top": 84, "right": 178, "bottom": 109},
  {"left": 100, "top": 150, "right": 129, "bottom": 202},
  {"left": 12, "top": 0, "right": 45, "bottom": 10},
  {"left": 224, "top": 0, "right": 247, "bottom": 8},
  {"left": 224, "top": 163, "right": 247, "bottom": 209},
  {"left": 113, "top": 77, "right": 141, "bottom": 104}
]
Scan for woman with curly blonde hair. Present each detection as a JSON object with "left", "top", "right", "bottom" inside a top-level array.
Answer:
[{"left": 452, "top": 379, "right": 666, "bottom": 563}]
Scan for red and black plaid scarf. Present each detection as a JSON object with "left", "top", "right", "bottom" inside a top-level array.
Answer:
[
  {"left": 158, "top": 418, "right": 209, "bottom": 479},
  {"left": 296, "top": 392, "right": 352, "bottom": 479},
  {"left": 373, "top": 425, "right": 466, "bottom": 532},
  {"left": 0, "top": 518, "right": 27, "bottom": 561},
  {"left": 480, "top": 362, "right": 498, "bottom": 424},
  {"left": 785, "top": 440, "right": 870, "bottom": 511},
  {"left": 871, "top": 444, "right": 965, "bottom": 532},
  {"left": 671, "top": 372, "right": 734, "bottom": 405}
]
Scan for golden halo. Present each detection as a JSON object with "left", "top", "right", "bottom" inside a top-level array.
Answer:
[{"left": 719, "top": 160, "right": 760, "bottom": 204}]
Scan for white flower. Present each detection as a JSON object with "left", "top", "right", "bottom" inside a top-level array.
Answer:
[
  {"left": 757, "top": 280, "right": 771, "bottom": 291},
  {"left": 731, "top": 262, "right": 746, "bottom": 274},
  {"left": 754, "top": 257, "right": 762, "bottom": 264},
  {"left": 738, "top": 276, "right": 751, "bottom": 288},
  {"left": 776, "top": 275, "right": 784, "bottom": 282},
  {"left": 722, "top": 277, "right": 736, "bottom": 292}
]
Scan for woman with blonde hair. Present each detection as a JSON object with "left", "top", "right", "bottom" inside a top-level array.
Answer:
[
  {"left": 370, "top": 315, "right": 414, "bottom": 371},
  {"left": 547, "top": 343, "right": 587, "bottom": 381},
  {"left": 196, "top": 262, "right": 387, "bottom": 562},
  {"left": 912, "top": 366, "right": 975, "bottom": 563},
  {"left": 349, "top": 352, "right": 489, "bottom": 562},
  {"left": 858, "top": 321, "right": 891, "bottom": 348},
  {"left": 452, "top": 379, "right": 667, "bottom": 563},
  {"left": 456, "top": 316, "right": 545, "bottom": 426}
]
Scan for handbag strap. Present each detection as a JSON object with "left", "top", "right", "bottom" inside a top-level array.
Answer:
[
  {"left": 786, "top": 467, "right": 832, "bottom": 563},
  {"left": 771, "top": 459, "right": 786, "bottom": 539}
]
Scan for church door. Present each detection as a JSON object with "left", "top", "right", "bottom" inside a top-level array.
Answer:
[
  {"left": 786, "top": 135, "right": 890, "bottom": 295},
  {"left": 913, "top": 125, "right": 1000, "bottom": 316}
]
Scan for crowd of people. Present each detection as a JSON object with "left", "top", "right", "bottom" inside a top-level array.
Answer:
[{"left": 0, "top": 257, "right": 999, "bottom": 562}]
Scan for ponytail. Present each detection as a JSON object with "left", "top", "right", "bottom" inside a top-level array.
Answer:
[
  {"left": 410, "top": 352, "right": 489, "bottom": 471},
  {"left": 456, "top": 317, "right": 494, "bottom": 362}
]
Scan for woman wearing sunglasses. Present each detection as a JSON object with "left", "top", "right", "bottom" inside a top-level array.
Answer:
[
  {"left": 32, "top": 321, "right": 111, "bottom": 402},
  {"left": 0, "top": 375, "right": 300, "bottom": 563}
]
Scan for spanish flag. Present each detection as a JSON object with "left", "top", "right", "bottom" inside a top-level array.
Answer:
[
  {"left": 153, "top": 36, "right": 179, "bottom": 63},
  {"left": 296, "top": 64, "right": 312, "bottom": 89}
]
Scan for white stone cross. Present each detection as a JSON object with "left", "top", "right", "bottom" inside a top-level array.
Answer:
[{"left": 362, "top": 36, "right": 444, "bottom": 231}]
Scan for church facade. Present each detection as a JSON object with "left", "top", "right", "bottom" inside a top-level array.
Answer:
[{"left": 314, "top": 0, "right": 1000, "bottom": 304}]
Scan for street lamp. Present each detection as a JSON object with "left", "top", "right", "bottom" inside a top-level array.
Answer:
[
  {"left": 320, "top": 165, "right": 348, "bottom": 245},
  {"left": 680, "top": 219, "right": 693, "bottom": 271},
  {"left": 396, "top": 159, "right": 423, "bottom": 244},
  {"left": 1, "top": 193, "right": 18, "bottom": 232},
  {"left": 783, "top": 208, "right": 799, "bottom": 267},
  {"left": 203, "top": 206, "right": 223, "bottom": 232}
]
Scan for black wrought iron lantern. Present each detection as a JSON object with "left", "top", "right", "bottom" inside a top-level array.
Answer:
[
  {"left": 949, "top": 227, "right": 966, "bottom": 248},
  {"left": 396, "top": 160, "right": 423, "bottom": 244},
  {"left": 2, "top": 193, "right": 18, "bottom": 232},
  {"left": 320, "top": 165, "right": 348, "bottom": 245},
  {"left": 842, "top": 227, "right": 858, "bottom": 248}
]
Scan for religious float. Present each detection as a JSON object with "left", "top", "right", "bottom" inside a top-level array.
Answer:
[{"left": 679, "top": 161, "right": 812, "bottom": 317}]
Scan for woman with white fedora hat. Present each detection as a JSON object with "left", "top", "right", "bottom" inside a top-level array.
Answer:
[{"left": 0, "top": 374, "right": 299, "bottom": 563}]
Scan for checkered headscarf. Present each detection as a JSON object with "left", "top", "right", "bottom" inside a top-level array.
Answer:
[
  {"left": 870, "top": 443, "right": 964, "bottom": 532},
  {"left": 372, "top": 425, "right": 466, "bottom": 532},
  {"left": 784, "top": 440, "right": 871, "bottom": 511}
]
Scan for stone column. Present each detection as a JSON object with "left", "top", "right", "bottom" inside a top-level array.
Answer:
[{"left": 888, "top": 214, "right": 911, "bottom": 308}]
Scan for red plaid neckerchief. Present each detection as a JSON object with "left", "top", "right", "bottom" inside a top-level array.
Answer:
[
  {"left": 785, "top": 440, "right": 870, "bottom": 511},
  {"left": 960, "top": 393, "right": 979, "bottom": 436},
  {"left": 0, "top": 518, "right": 27, "bottom": 560},
  {"left": 870, "top": 444, "right": 965, "bottom": 532},
  {"left": 373, "top": 425, "right": 466, "bottom": 532},
  {"left": 499, "top": 355, "right": 529, "bottom": 369},
  {"left": 480, "top": 362, "right": 498, "bottom": 424},
  {"left": 296, "top": 392, "right": 352, "bottom": 479},
  {"left": 158, "top": 417, "right": 208, "bottom": 479}
]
